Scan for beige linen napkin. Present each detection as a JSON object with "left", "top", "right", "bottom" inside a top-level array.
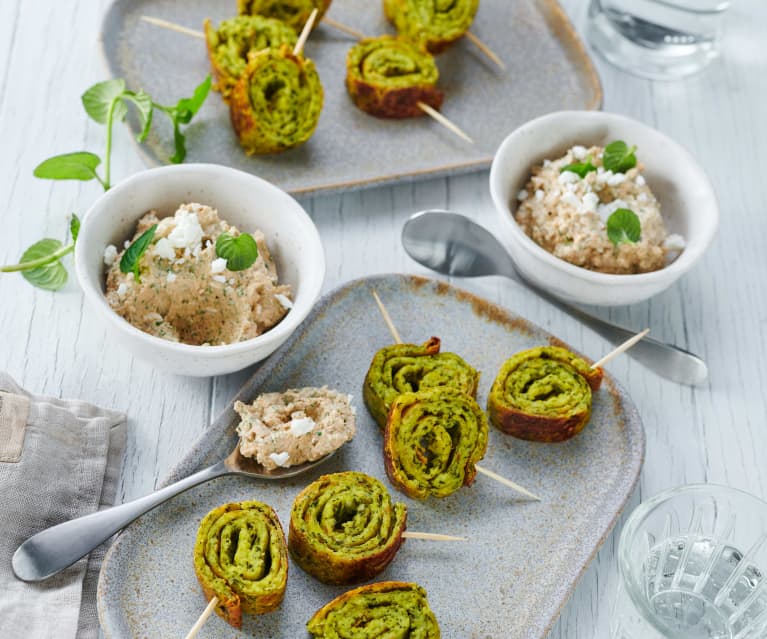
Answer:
[{"left": 0, "top": 373, "right": 126, "bottom": 639}]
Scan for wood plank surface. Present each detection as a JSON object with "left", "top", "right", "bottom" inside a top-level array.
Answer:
[{"left": 1, "top": 1, "right": 765, "bottom": 637}]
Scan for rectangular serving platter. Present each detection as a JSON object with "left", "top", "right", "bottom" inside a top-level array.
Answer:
[
  {"left": 100, "top": 0, "right": 601, "bottom": 195},
  {"left": 97, "top": 274, "right": 643, "bottom": 639}
]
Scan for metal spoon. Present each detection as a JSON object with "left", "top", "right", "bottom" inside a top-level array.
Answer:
[
  {"left": 401, "top": 210, "right": 708, "bottom": 386},
  {"left": 12, "top": 443, "right": 335, "bottom": 582}
]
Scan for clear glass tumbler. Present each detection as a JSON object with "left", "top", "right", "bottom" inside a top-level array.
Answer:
[
  {"left": 612, "top": 484, "right": 767, "bottom": 639},
  {"left": 587, "top": 0, "right": 731, "bottom": 79}
]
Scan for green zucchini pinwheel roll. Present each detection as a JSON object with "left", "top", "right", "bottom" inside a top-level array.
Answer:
[
  {"left": 238, "top": 0, "right": 332, "bottom": 32},
  {"left": 345, "top": 36, "right": 443, "bottom": 118},
  {"left": 229, "top": 44, "right": 324, "bottom": 154},
  {"left": 307, "top": 581, "right": 441, "bottom": 638},
  {"left": 487, "top": 346, "right": 604, "bottom": 443},
  {"left": 289, "top": 471, "right": 407, "bottom": 585},
  {"left": 193, "top": 500, "right": 288, "bottom": 628},
  {"left": 363, "top": 337, "right": 479, "bottom": 429},
  {"left": 383, "top": 0, "right": 479, "bottom": 53},
  {"left": 204, "top": 16, "right": 297, "bottom": 100},
  {"left": 384, "top": 387, "right": 488, "bottom": 499}
]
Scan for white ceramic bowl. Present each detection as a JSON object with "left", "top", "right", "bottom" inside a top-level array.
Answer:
[
  {"left": 75, "top": 164, "right": 325, "bottom": 376},
  {"left": 489, "top": 111, "right": 718, "bottom": 306}
]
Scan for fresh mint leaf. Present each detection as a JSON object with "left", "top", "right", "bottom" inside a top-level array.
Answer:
[
  {"left": 120, "top": 224, "right": 158, "bottom": 281},
  {"left": 215, "top": 232, "right": 258, "bottom": 271},
  {"left": 34, "top": 152, "right": 102, "bottom": 182},
  {"left": 82, "top": 79, "right": 128, "bottom": 124},
  {"left": 607, "top": 208, "right": 641, "bottom": 246},
  {"left": 603, "top": 141, "right": 637, "bottom": 173},
  {"left": 157, "top": 75, "right": 212, "bottom": 164},
  {"left": 123, "top": 89, "right": 154, "bottom": 142},
  {"left": 561, "top": 156, "right": 597, "bottom": 179},
  {"left": 19, "top": 239, "right": 69, "bottom": 291},
  {"left": 70, "top": 214, "right": 81, "bottom": 242}
]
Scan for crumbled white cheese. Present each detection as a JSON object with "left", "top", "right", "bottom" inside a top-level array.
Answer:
[
  {"left": 103, "top": 245, "right": 118, "bottom": 266},
  {"left": 275, "top": 293, "right": 293, "bottom": 309},
  {"left": 117, "top": 282, "right": 129, "bottom": 297},
  {"left": 268, "top": 452, "right": 291, "bottom": 468},
  {"left": 210, "top": 257, "right": 228, "bottom": 274},
  {"left": 558, "top": 171, "right": 580, "bottom": 184},
  {"left": 581, "top": 192, "right": 600, "bottom": 214},
  {"left": 571, "top": 145, "right": 588, "bottom": 160},
  {"left": 212, "top": 275, "right": 227, "bottom": 283},
  {"left": 167, "top": 211, "right": 204, "bottom": 252},
  {"left": 289, "top": 417, "right": 315, "bottom": 437},
  {"left": 166, "top": 272, "right": 177, "bottom": 283},
  {"left": 228, "top": 278, "right": 235, "bottom": 285},
  {"left": 153, "top": 237, "right": 176, "bottom": 261},
  {"left": 535, "top": 189, "right": 544, "bottom": 201},
  {"left": 543, "top": 159, "right": 551, "bottom": 168},
  {"left": 607, "top": 172, "right": 626, "bottom": 186},
  {"left": 561, "top": 192, "right": 581, "bottom": 209},
  {"left": 596, "top": 169, "right": 614, "bottom": 185},
  {"left": 638, "top": 192, "right": 648, "bottom": 202},
  {"left": 123, "top": 240, "right": 131, "bottom": 249},
  {"left": 517, "top": 189, "right": 528, "bottom": 202},
  {"left": 664, "top": 234, "right": 686, "bottom": 251},
  {"left": 126, "top": 272, "right": 135, "bottom": 281},
  {"left": 635, "top": 175, "right": 646, "bottom": 186},
  {"left": 597, "top": 198, "right": 628, "bottom": 223}
]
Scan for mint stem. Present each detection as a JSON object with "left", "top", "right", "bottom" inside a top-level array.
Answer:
[
  {"left": 0, "top": 242, "right": 74, "bottom": 272},
  {"left": 103, "top": 98, "right": 118, "bottom": 191}
]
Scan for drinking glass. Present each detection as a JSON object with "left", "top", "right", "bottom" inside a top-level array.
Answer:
[
  {"left": 612, "top": 484, "right": 767, "bottom": 639},
  {"left": 587, "top": 0, "right": 731, "bottom": 79}
]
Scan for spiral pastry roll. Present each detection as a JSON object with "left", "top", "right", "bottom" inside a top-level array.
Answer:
[
  {"left": 487, "top": 346, "right": 604, "bottom": 443},
  {"left": 363, "top": 337, "right": 479, "bottom": 429},
  {"left": 383, "top": 0, "right": 479, "bottom": 54},
  {"left": 289, "top": 471, "right": 407, "bottom": 585},
  {"left": 204, "top": 16, "right": 297, "bottom": 100},
  {"left": 345, "top": 36, "right": 443, "bottom": 119},
  {"left": 238, "top": 0, "right": 332, "bottom": 32},
  {"left": 229, "top": 45, "right": 323, "bottom": 154},
  {"left": 384, "top": 387, "right": 488, "bottom": 499},
  {"left": 193, "top": 501, "right": 289, "bottom": 628},
  {"left": 307, "top": 581, "right": 440, "bottom": 638}
]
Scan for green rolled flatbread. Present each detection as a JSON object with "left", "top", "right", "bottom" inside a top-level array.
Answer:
[
  {"left": 193, "top": 500, "right": 288, "bottom": 628},
  {"left": 383, "top": 0, "right": 479, "bottom": 53},
  {"left": 289, "top": 471, "right": 407, "bottom": 585},
  {"left": 363, "top": 337, "right": 479, "bottom": 429},
  {"left": 307, "top": 581, "right": 441, "bottom": 638},
  {"left": 204, "top": 16, "right": 297, "bottom": 100},
  {"left": 229, "top": 44, "right": 323, "bottom": 154},
  {"left": 384, "top": 387, "right": 488, "bottom": 499},
  {"left": 487, "top": 346, "right": 603, "bottom": 442},
  {"left": 346, "top": 35, "right": 443, "bottom": 118},
  {"left": 238, "top": 0, "right": 332, "bottom": 31}
]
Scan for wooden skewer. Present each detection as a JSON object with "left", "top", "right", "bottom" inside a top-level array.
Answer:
[
  {"left": 293, "top": 8, "right": 319, "bottom": 56},
  {"left": 370, "top": 290, "right": 540, "bottom": 501},
  {"left": 417, "top": 102, "right": 474, "bottom": 144},
  {"left": 322, "top": 16, "right": 367, "bottom": 40},
  {"left": 403, "top": 531, "right": 468, "bottom": 541},
  {"left": 591, "top": 328, "right": 650, "bottom": 370},
  {"left": 465, "top": 30, "right": 506, "bottom": 71},
  {"left": 140, "top": 15, "right": 204, "bottom": 39},
  {"left": 185, "top": 596, "right": 218, "bottom": 639}
]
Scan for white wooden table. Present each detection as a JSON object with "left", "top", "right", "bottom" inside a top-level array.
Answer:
[{"left": 2, "top": 1, "right": 765, "bottom": 637}]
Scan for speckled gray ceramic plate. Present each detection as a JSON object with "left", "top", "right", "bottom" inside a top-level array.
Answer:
[
  {"left": 97, "top": 274, "right": 643, "bottom": 639},
  {"left": 100, "top": 1, "right": 601, "bottom": 195}
]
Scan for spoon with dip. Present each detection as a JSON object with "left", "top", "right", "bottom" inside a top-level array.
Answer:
[
  {"left": 12, "top": 442, "right": 337, "bottom": 582},
  {"left": 401, "top": 210, "right": 708, "bottom": 386}
]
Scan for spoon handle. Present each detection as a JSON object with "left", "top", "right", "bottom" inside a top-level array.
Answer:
[
  {"left": 525, "top": 282, "right": 708, "bottom": 385},
  {"left": 12, "top": 462, "right": 229, "bottom": 582}
]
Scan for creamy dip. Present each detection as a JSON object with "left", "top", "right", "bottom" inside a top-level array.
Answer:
[
  {"left": 235, "top": 387, "right": 356, "bottom": 471},
  {"left": 104, "top": 203, "right": 291, "bottom": 345},
  {"left": 515, "top": 145, "right": 685, "bottom": 274}
]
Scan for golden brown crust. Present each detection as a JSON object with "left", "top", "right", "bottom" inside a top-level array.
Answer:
[{"left": 347, "top": 77, "right": 443, "bottom": 119}]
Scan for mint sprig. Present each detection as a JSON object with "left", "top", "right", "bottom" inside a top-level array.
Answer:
[
  {"left": 606, "top": 208, "right": 641, "bottom": 246},
  {"left": 603, "top": 141, "right": 637, "bottom": 173},
  {"left": 215, "top": 232, "right": 259, "bottom": 271},
  {"left": 120, "top": 224, "right": 158, "bottom": 282},
  {"left": 561, "top": 156, "right": 597, "bottom": 179}
]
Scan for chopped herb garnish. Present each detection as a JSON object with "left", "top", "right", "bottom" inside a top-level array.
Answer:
[
  {"left": 561, "top": 156, "right": 597, "bottom": 178},
  {"left": 606, "top": 208, "right": 641, "bottom": 246},
  {"left": 603, "top": 140, "right": 637, "bottom": 173}
]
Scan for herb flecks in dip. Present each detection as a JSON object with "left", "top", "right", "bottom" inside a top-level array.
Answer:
[
  {"left": 235, "top": 387, "right": 356, "bottom": 471},
  {"left": 104, "top": 203, "right": 291, "bottom": 345},
  {"left": 515, "top": 144, "right": 686, "bottom": 274}
]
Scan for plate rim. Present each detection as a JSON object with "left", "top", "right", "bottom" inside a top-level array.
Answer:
[{"left": 97, "top": 273, "right": 643, "bottom": 639}]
